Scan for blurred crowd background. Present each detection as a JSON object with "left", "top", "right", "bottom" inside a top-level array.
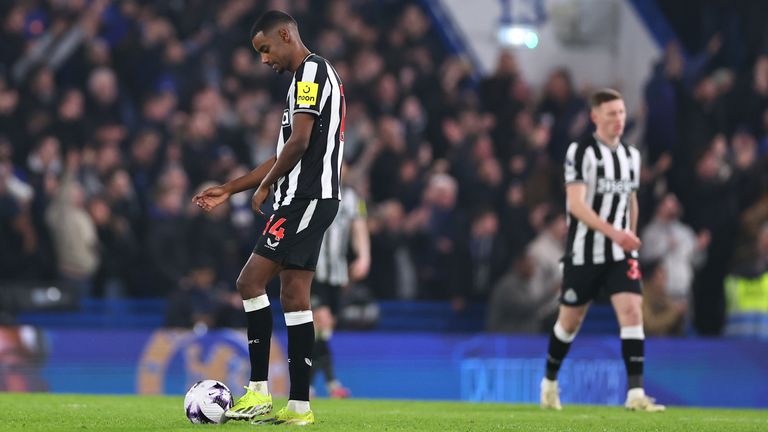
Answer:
[{"left": 1, "top": 0, "right": 767, "bottom": 336}]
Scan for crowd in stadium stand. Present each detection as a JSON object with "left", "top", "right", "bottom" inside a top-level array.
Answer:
[{"left": 1, "top": 0, "right": 767, "bottom": 335}]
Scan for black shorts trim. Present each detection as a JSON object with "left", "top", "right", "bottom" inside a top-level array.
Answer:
[
  {"left": 560, "top": 259, "right": 643, "bottom": 306},
  {"left": 254, "top": 198, "right": 339, "bottom": 271}
]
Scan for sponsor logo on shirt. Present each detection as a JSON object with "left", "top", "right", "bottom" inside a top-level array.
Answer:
[
  {"left": 597, "top": 178, "right": 635, "bottom": 194},
  {"left": 296, "top": 81, "right": 318, "bottom": 105}
]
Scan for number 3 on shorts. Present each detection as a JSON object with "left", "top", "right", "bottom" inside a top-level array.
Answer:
[{"left": 626, "top": 258, "right": 642, "bottom": 280}]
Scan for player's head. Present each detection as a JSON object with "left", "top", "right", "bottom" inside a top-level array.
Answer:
[
  {"left": 589, "top": 88, "right": 625, "bottom": 141},
  {"left": 250, "top": 10, "right": 302, "bottom": 74}
]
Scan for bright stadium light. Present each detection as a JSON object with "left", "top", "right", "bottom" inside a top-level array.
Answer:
[{"left": 498, "top": 24, "right": 539, "bottom": 49}]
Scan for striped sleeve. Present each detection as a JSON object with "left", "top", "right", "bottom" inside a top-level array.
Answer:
[
  {"left": 629, "top": 147, "right": 641, "bottom": 190},
  {"left": 347, "top": 189, "right": 366, "bottom": 219},
  {"left": 564, "top": 142, "right": 588, "bottom": 184},
  {"left": 293, "top": 60, "right": 329, "bottom": 116}
]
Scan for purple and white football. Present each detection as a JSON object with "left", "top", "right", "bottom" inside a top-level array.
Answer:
[{"left": 183, "top": 380, "right": 233, "bottom": 424}]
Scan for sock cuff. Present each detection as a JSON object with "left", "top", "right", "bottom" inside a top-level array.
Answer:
[
  {"left": 243, "top": 294, "right": 270, "bottom": 312},
  {"left": 285, "top": 310, "right": 313, "bottom": 326},
  {"left": 553, "top": 321, "right": 577, "bottom": 343},
  {"left": 620, "top": 325, "right": 645, "bottom": 340}
]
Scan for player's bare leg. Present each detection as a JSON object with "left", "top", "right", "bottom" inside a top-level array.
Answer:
[
  {"left": 226, "top": 254, "right": 282, "bottom": 421},
  {"left": 541, "top": 304, "right": 589, "bottom": 410},
  {"left": 612, "top": 292, "right": 665, "bottom": 412},
  {"left": 269, "top": 268, "right": 316, "bottom": 425}
]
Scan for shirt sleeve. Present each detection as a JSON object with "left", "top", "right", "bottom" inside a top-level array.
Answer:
[
  {"left": 345, "top": 189, "right": 367, "bottom": 219},
  {"left": 293, "top": 60, "right": 330, "bottom": 116},
  {"left": 630, "top": 147, "right": 641, "bottom": 190},
  {"left": 564, "top": 142, "right": 588, "bottom": 184}
]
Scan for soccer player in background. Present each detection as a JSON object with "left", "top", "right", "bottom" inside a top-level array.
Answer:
[
  {"left": 311, "top": 167, "right": 370, "bottom": 398},
  {"left": 539, "top": 89, "right": 665, "bottom": 412},
  {"left": 193, "top": 10, "right": 346, "bottom": 425}
]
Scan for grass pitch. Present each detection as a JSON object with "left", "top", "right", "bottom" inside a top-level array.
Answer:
[{"left": 1, "top": 393, "right": 766, "bottom": 431}]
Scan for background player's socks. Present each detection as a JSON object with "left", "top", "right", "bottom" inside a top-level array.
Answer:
[
  {"left": 313, "top": 334, "right": 336, "bottom": 382},
  {"left": 244, "top": 295, "right": 272, "bottom": 382},
  {"left": 285, "top": 310, "right": 314, "bottom": 402},
  {"left": 621, "top": 325, "right": 645, "bottom": 389},
  {"left": 545, "top": 321, "right": 577, "bottom": 380}
]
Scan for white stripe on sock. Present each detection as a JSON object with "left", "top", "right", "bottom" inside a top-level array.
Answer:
[
  {"left": 620, "top": 325, "right": 645, "bottom": 340},
  {"left": 553, "top": 321, "right": 577, "bottom": 343},
  {"left": 285, "top": 310, "right": 313, "bottom": 326},
  {"left": 243, "top": 294, "right": 270, "bottom": 312},
  {"left": 287, "top": 400, "right": 311, "bottom": 414}
]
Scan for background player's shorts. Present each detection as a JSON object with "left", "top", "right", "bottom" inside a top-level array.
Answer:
[
  {"left": 254, "top": 198, "right": 339, "bottom": 271},
  {"left": 311, "top": 280, "right": 342, "bottom": 315},
  {"left": 560, "top": 258, "right": 643, "bottom": 306}
]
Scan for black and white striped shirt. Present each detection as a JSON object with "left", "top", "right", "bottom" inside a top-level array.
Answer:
[
  {"left": 563, "top": 135, "right": 641, "bottom": 265},
  {"left": 273, "top": 53, "right": 345, "bottom": 210},
  {"left": 315, "top": 187, "right": 366, "bottom": 286}
]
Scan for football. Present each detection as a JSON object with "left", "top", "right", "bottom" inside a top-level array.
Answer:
[{"left": 183, "top": 380, "right": 233, "bottom": 424}]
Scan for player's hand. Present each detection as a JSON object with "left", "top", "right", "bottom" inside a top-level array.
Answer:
[
  {"left": 251, "top": 185, "right": 269, "bottom": 217},
  {"left": 193, "top": 185, "right": 230, "bottom": 212},
  {"left": 611, "top": 228, "right": 641, "bottom": 252},
  {"left": 349, "top": 256, "right": 370, "bottom": 282}
]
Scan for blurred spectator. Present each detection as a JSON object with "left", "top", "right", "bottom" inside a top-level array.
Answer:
[
  {"left": 87, "top": 195, "right": 138, "bottom": 298},
  {"left": 467, "top": 209, "right": 507, "bottom": 300},
  {"left": 732, "top": 223, "right": 768, "bottom": 279},
  {"left": 407, "top": 173, "right": 470, "bottom": 304},
  {"left": 144, "top": 181, "right": 188, "bottom": 297},
  {"left": 486, "top": 254, "right": 543, "bottom": 333},
  {"left": 500, "top": 182, "right": 535, "bottom": 258},
  {"left": 366, "top": 200, "right": 416, "bottom": 300},
  {"left": 165, "top": 262, "right": 239, "bottom": 329},
  {"left": 0, "top": 148, "right": 37, "bottom": 279},
  {"left": 536, "top": 68, "right": 588, "bottom": 163},
  {"left": 641, "top": 193, "right": 709, "bottom": 303},
  {"left": 642, "top": 260, "right": 687, "bottom": 337},
  {"left": 53, "top": 89, "right": 87, "bottom": 151},
  {"left": 525, "top": 209, "right": 567, "bottom": 329},
  {"left": 45, "top": 151, "right": 99, "bottom": 297},
  {"left": 187, "top": 182, "right": 242, "bottom": 286},
  {"left": 86, "top": 67, "right": 132, "bottom": 129},
  {"left": 369, "top": 116, "right": 407, "bottom": 203},
  {"left": 685, "top": 147, "right": 739, "bottom": 335}
]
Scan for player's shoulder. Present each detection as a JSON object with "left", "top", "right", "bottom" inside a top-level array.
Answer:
[
  {"left": 567, "top": 135, "right": 598, "bottom": 154},
  {"left": 303, "top": 54, "right": 333, "bottom": 70},
  {"left": 620, "top": 141, "right": 641, "bottom": 158}
]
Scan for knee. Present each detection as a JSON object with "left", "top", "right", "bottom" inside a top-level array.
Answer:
[
  {"left": 281, "top": 290, "right": 309, "bottom": 312},
  {"left": 554, "top": 320, "right": 580, "bottom": 342},
  {"left": 235, "top": 275, "right": 250, "bottom": 294},
  {"left": 617, "top": 303, "right": 643, "bottom": 326},
  {"left": 236, "top": 275, "right": 265, "bottom": 298},
  {"left": 314, "top": 307, "right": 333, "bottom": 329},
  {"left": 557, "top": 313, "right": 584, "bottom": 334}
]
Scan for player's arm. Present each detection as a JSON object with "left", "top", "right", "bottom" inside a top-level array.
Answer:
[
  {"left": 629, "top": 191, "right": 639, "bottom": 234},
  {"left": 349, "top": 217, "right": 371, "bottom": 282},
  {"left": 251, "top": 113, "right": 315, "bottom": 210},
  {"left": 193, "top": 155, "right": 276, "bottom": 212},
  {"left": 566, "top": 183, "right": 641, "bottom": 251}
]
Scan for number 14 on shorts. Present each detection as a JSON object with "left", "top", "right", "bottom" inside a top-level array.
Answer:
[{"left": 263, "top": 215, "right": 287, "bottom": 241}]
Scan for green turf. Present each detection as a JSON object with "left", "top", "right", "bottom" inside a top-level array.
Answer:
[{"left": 1, "top": 393, "right": 766, "bottom": 431}]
